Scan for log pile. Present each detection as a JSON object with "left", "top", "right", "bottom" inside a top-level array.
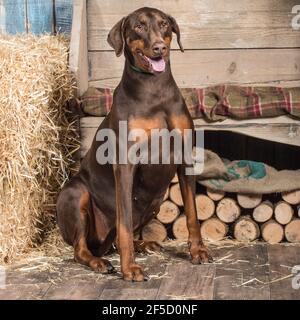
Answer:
[{"left": 141, "top": 175, "right": 300, "bottom": 243}]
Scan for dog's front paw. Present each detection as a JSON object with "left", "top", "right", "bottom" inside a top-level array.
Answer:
[
  {"left": 122, "top": 264, "right": 149, "bottom": 282},
  {"left": 89, "top": 257, "right": 115, "bottom": 273},
  {"left": 190, "top": 246, "right": 213, "bottom": 264}
]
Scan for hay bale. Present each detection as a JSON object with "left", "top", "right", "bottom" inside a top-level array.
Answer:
[{"left": 0, "top": 34, "right": 78, "bottom": 263}]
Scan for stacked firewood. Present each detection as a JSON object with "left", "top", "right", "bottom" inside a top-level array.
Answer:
[{"left": 141, "top": 175, "right": 300, "bottom": 244}]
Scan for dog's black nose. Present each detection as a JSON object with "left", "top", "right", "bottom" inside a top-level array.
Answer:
[{"left": 152, "top": 42, "right": 167, "bottom": 55}]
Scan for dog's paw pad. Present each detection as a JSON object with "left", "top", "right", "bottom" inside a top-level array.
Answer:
[
  {"left": 123, "top": 264, "right": 148, "bottom": 282},
  {"left": 191, "top": 247, "right": 213, "bottom": 264},
  {"left": 89, "top": 258, "right": 115, "bottom": 273}
]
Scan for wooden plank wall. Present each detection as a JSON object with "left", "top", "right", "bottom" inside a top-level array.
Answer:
[
  {"left": 0, "top": 0, "right": 73, "bottom": 35},
  {"left": 87, "top": 0, "right": 300, "bottom": 88}
]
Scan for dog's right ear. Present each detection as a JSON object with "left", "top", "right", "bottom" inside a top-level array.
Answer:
[{"left": 107, "top": 17, "right": 126, "bottom": 57}]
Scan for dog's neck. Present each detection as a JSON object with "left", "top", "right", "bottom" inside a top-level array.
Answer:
[
  {"left": 129, "top": 63, "right": 153, "bottom": 75},
  {"left": 120, "top": 59, "right": 176, "bottom": 96}
]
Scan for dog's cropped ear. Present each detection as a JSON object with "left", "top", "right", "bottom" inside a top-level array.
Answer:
[
  {"left": 168, "top": 15, "right": 184, "bottom": 52},
  {"left": 107, "top": 17, "right": 126, "bottom": 57}
]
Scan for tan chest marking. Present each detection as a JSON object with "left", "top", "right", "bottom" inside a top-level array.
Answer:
[
  {"left": 129, "top": 117, "right": 165, "bottom": 137},
  {"left": 168, "top": 115, "right": 192, "bottom": 133}
]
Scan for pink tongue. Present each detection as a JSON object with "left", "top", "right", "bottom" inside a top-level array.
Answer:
[{"left": 146, "top": 57, "right": 166, "bottom": 72}]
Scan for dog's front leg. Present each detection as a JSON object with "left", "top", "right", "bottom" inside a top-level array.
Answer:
[
  {"left": 113, "top": 164, "right": 147, "bottom": 281},
  {"left": 177, "top": 165, "right": 213, "bottom": 264}
]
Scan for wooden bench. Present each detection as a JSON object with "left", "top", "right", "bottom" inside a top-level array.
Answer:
[{"left": 70, "top": 0, "right": 300, "bottom": 158}]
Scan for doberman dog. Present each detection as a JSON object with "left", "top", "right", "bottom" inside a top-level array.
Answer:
[{"left": 57, "top": 7, "right": 212, "bottom": 282}]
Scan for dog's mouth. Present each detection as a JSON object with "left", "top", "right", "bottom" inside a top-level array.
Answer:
[{"left": 136, "top": 50, "right": 166, "bottom": 73}]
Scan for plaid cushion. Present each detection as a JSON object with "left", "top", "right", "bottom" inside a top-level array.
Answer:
[{"left": 81, "top": 86, "right": 300, "bottom": 120}]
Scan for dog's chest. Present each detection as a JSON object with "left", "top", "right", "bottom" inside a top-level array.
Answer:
[
  {"left": 128, "top": 113, "right": 191, "bottom": 134},
  {"left": 133, "top": 164, "right": 177, "bottom": 216}
]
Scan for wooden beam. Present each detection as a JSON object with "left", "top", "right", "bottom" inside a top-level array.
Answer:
[
  {"left": 54, "top": 0, "right": 73, "bottom": 34},
  {"left": 88, "top": 49, "right": 300, "bottom": 88},
  {"left": 0, "top": 0, "right": 5, "bottom": 33},
  {"left": 87, "top": 0, "right": 300, "bottom": 50},
  {"left": 27, "top": 0, "right": 53, "bottom": 34},
  {"left": 194, "top": 119, "right": 300, "bottom": 147},
  {"left": 80, "top": 116, "right": 300, "bottom": 128},
  {"left": 1, "top": 0, "right": 26, "bottom": 34},
  {"left": 79, "top": 116, "right": 300, "bottom": 158},
  {"left": 69, "top": 0, "right": 88, "bottom": 96}
]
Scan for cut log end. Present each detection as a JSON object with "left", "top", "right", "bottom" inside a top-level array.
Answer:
[
  {"left": 163, "top": 188, "right": 169, "bottom": 201},
  {"left": 282, "top": 190, "right": 300, "bottom": 205},
  {"left": 206, "top": 188, "right": 225, "bottom": 201},
  {"left": 195, "top": 194, "right": 215, "bottom": 221},
  {"left": 252, "top": 200, "right": 273, "bottom": 223},
  {"left": 261, "top": 219, "right": 284, "bottom": 244},
  {"left": 172, "top": 215, "right": 189, "bottom": 240},
  {"left": 169, "top": 183, "right": 183, "bottom": 207},
  {"left": 274, "top": 201, "right": 294, "bottom": 225},
  {"left": 285, "top": 219, "right": 300, "bottom": 243},
  {"left": 200, "top": 217, "right": 228, "bottom": 242},
  {"left": 216, "top": 198, "right": 241, "bottom": 223},
  {"left": 237, "top": 193, "right": 262, "bottom": 209},
  {"left": 234, "top": 216, "right": 260, "bottom": 242},
  {"left": 157, "top": 200, "right": 180, "bottom": 224},
  {"left": 171, "top": 173, "right": 179, "bottom": 183},
  {"left": 142, "top": 219, "right": 167, "bottom": 242}
]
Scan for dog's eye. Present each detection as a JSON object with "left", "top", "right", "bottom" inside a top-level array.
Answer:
[
  {"left": 161, "top": 21, "right": 168, "bottom": 28},
  {"left": 135, "top": 24, "right": 144, "bottom": 32}
]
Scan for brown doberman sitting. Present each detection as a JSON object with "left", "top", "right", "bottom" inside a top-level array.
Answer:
[{"left": 57, "top": 7, "right": 212, "bottom": 282}]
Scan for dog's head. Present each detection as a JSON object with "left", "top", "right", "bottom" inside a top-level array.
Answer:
[{"left": 107, "top": 7, "right": 184, "bottom": 74}]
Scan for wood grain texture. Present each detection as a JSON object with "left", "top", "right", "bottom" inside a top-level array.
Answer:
[
  {"left": 100, "top": 254, "right": 166, "bottom": 300},
  {"left": 79, "top": 116, "right": 300, "bottom": 158},
  {"left": 3, "top": 0, "right": 26, "bottom": 33},
  {"left": 172, "top": 215, "right": 189, "bottom": 240},
  {"left": 100, "top": 288, "right": 159, "bottom": 300},
  {"left": 253, "top": 201, "right": 274, "bottom": 223},
  {"left": 80, "top": 116, "right": 300, "bottom": 129},
  {"left": 213, "top": 244, "right": 270, "bottom": 300},
  {"left": 156, "top": 262, "right": 215, "bottom": 300},
  {"left": 87, "top": 0, "right": 300, "bottom": 50},
  {"left": 200, "top": 217, "right": 228, "bottom": 241},
  {"left": 88, "top": 49, "right": 300, "bottom": 88},
  {"left": 1, "top": 0, "right": 72, "bottom": 35},
  {"left": 55, "top": 0, "right": 73, "bottom": 34},
  {"left": 43, "top": 281, "right": 106, "bottom": 300},
  {"left": 0, "top": 283, "right": 50, "bottom": 300},
  {"left": 268, "top": 244, "right": 300, "bottom": 300},
  {"left": 194, "top": 123, "right": 300, "bottom": 147},
  {"left": 285, "top": 219, "right": 300, "bottom": 243},
  {"left": 142, "top": 219, "right": 167, "bottom": 242},
  {"left": 2, "top": 243, "right": 300, "bottom": 300},
  {"left": 261, "top": 219, "right": 284, "bottom": 244},
  {"left": 70, "top": 0, "right": 88, "bottom": 96},
  {"left": 0, "top": 0, "right": 5, "bottom": 33},
  {"left": 27, "top": 0, "right": 53, "bottom": 34}
]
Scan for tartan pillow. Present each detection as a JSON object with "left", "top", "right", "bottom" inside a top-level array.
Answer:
[{"left": 80, "top": 86, "right": 300, "bottom": 121}]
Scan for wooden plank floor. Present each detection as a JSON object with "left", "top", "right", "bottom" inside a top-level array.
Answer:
[{"left": 1, "top": 242, "right": 300, "bottom": 300}]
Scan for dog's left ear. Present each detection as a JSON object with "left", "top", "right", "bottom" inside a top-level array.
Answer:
[
  {"left": 168, "top": 15, "right": 184, "bottom": 52},
  {"left": 107, "top": 17, "right": 126, "bottom": 57}
]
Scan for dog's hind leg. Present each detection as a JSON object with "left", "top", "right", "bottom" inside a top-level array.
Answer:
[{"left": 56, "top": 179, "right": 115, "bottom": 273}]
